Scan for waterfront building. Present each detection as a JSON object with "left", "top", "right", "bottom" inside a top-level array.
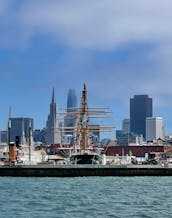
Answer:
[
  {"left": 130, "top": 95, "right": 152, "bottom": 138},
  {"left": 122, "top": 119, "right": 130, "bottom": 134},
  {"left": 116, "top": 132, "right": 143, "bottom": 146},
  {"left": 146, "top": 117, "right": 165, "bottom": 142},
  {"left": 45, "top": 88, "right": 61, "bottom": 145},
  {"left": 106, "top": 145, "right": 165, "bottom": 157},
  {"left": 9, "top": 117, "right": 33, "bottom": 144}
]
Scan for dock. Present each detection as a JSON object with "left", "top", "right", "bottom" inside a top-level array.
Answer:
[{"left": 0, "top": 165, "right": 172, "bottom": 177}]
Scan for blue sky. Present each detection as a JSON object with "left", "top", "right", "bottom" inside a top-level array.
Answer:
[{"left": 1, "top": 0, "right": 172, "bottom": 137}]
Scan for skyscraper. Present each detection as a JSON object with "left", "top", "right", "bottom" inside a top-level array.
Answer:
[
  {"left": 61, "top": 89, "right": 78, "bottom": 144},
  {"left": 66, "top": 88, "right": 77, "bottom": 111},
  {"left": 64, "top": 89, "right": 78, "bottom": 137},
  {"left": 45, "top": 88, "right": 61, "bottom": 145},
  {"left": 122, "top": 119, "right": 130, "bottom": 135},
  {"left": 146, "top": 117, "right": 165, "bottom": 142},
  {"left": 9, "top": 117, "right": 33, "bottom": 144},
  {"left": 130, "top": 95, "right": 152, "bottom": 138}
]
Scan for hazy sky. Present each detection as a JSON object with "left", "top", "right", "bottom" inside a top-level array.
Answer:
[{"left": 1, "top": 0, "right": 172, "bottom": 137}]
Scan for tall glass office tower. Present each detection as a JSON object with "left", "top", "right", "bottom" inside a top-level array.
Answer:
[
  {"left": 66, "top": 89, "right": 77, "bottom": 112},
  {"left": 130, "top": 95, "right": 152, "bottom": 138},
  {"left": 64, "top": 89, "right": 78, "bottom": 138},
  {"left": 9, "top": 117, "right": 34, "bottom": 144}
]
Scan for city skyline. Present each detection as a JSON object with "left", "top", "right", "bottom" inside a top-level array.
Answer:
[{"left": 1, "top": 1, "right": 172, "bottom": 135}]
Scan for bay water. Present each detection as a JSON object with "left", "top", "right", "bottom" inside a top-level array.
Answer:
[{"left": 0, "top": 177, "right": 171, "bottom": 218}]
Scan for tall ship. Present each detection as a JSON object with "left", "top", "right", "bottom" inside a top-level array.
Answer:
[{"left": 58, "top": 83, "right": 113, "bottom": 164}]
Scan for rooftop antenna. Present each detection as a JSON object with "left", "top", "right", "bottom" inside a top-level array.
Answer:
[{"left": 9, "top": 106, "right": 12, "bottom": 119}]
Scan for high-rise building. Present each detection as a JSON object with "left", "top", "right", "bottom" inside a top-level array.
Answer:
[
  {"left": 130, "top": 95, "right": 152, "bottom": 138},
  {"left": 33, "top": 128, "right": 46, "bottom": 144},
  {"left": 45, "top": 88, "right": 61, "bottom": 145},
  {"left": 146, "top": 117, "right": 165, "bottom": 142},
  {"left": 122, "top": 119, "right": 130, "bottom": 134},
  {"left": 9, "top": 117, "right": 33, "bottom": 144},
  {"left": 116, "top": 130, "right": 123, "bottom": 138},
  {"left": 0, "top": 131, "right": 8, "bottom": 143},
  {"left": 66, "top": 88, "right": 77, "bottom": 111},
  {"left": 64, "top": 89, "right": 78, "bottom": 140}
]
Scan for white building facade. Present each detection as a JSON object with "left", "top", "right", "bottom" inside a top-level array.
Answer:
[
  {"left": 146, "top": 117, "right": 165, "bottom": 142},
  {"left": 122, "top": 119, "right": 130, "bottom": 134}
]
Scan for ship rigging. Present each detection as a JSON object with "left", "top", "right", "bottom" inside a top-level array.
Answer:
[{"left": 58, "top": 83, "right": 114, "bottom": 154}]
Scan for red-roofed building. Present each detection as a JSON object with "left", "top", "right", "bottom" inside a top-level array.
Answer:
[{"left": 105, "top": 145, "right": 172, "bottom": 157}]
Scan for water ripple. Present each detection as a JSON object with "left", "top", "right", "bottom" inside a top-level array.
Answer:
[{"left": 0, "top": 177, "right": 172, "bottom": 217}]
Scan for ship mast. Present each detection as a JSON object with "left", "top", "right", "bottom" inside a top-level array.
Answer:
[
  {"left": 57, "top": 83, "right": 115, "bottom": 150},
  {"left": 80, "top": 83, "right": 88, "bottom": 150}
]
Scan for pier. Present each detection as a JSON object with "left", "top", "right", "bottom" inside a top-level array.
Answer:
[{"left": 0, "top": 165, "right": 172, "bottom": 177}]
